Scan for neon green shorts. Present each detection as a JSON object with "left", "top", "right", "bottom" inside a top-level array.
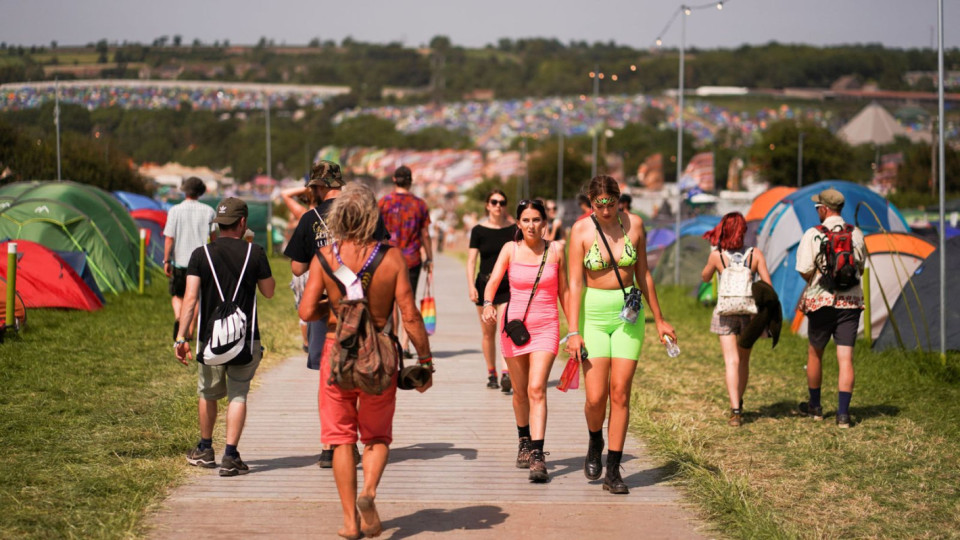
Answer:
[{"left": 580, "top": 287, "right": 645, "bottom": 360}]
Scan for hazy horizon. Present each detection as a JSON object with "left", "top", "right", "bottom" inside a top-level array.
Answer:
[{"left": 2, "top": 0, "right": 959, "bottom": 51}]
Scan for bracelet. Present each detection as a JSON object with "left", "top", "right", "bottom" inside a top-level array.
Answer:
[
  {"left": 174, "top": 338, "right": 187, "bottom": 347},
  {"left": 419, "top": 359, "right": 435, "bottom": 372},
  {"left": 565, "top": 331, "right": 580, "bottom": 339},
  {"left": 418, "top": 356, "right": 433, "bottom": 364},
  {"left": 483, "top": 300, "right": 493, "bottom": 307}
]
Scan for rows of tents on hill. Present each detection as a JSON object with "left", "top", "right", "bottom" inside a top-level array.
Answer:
[
  {"left": 0, "top": 181, "right": 273, "bottom": 331},
  {"left": 643, "top": 180, "right": 959, "bottom": 353},
  {"left": 0, "top": 179, "right": 956, "bottom": 352}
]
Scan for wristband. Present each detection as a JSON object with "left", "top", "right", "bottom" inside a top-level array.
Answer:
[
  {"left": 174, "top": 338, "right": 187, "bottom": 347},
  {"left": 418, "top": 358, "right": 435, "bottom": 372},
  {"left": 565, "top": 331, "right": 580, "bottom": 338},
  {"left": 483, "top": 300, "right": 493, "bottom": 307}
]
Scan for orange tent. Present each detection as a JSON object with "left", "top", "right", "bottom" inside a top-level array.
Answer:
[{"left": 745, "top": 186, "right": 797, "bottom": 222}]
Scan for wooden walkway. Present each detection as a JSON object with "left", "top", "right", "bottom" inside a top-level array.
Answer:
[{"left": 147, "top": 253, "right": 706, "bottom": 539}]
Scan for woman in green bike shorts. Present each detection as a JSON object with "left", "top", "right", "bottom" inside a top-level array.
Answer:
[{"left": 565, "top": 175, "right": 676, "bottom": 495}]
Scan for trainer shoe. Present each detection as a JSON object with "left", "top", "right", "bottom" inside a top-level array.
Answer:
[
  {"left": 516, "top": 437, "right": 532, "bottom": 468},
  {"left": 219, "top": 454, "right": 250, "bottom": 477},
  {"left": 798, "top": 402, "right": 824, "bottom": 421},
  {"left": 500, "top": 373, "right": 512, "bottom": 394},
  {"left": 486, "top": 374, "right": 500, "bottom": 389},
  {"left": 728, "top": 409, "right": 743, "bottom": 427},
  {"left": 836, "top": 413, "right": 851, "bottom": 429},
  {"left": 186, "top": 445, "right": 216, "bottom": 468},
  {"left": 317, "top": 448, "right": 334, "bottom": 468},
  {"left": 528, "top": 449, "right": 549, "bottom": 483}
]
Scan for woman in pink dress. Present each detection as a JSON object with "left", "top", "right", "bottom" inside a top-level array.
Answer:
[{"left": 482, "top": 199, "right": 571, "bottom": 483}]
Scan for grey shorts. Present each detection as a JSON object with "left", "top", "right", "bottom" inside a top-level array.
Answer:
[
  {"left": 807, "top": 307, "right": 861, "bottom": 350},
  {"left": 197, "top": 341, "right": 263, "bottom": 403},
  {"left": 710, "top": 313, "right": 751, "bottom": 335}
]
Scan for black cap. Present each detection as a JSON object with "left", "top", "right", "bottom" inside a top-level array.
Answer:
[{"left": 213, "top": 197, "right": 248, "bottom": 225}]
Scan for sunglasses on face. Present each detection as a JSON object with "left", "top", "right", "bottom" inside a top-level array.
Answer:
[{"left": 488, "top": 199, "right": 507, "bottom": 207}]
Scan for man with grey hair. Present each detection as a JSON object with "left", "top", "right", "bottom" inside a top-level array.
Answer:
[{"left": 164, "top": 176, "right": 217, "bottom": 341}]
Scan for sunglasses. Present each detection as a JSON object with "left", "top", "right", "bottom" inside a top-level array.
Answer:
[
  {"left": 488, "top": 199, "right": 507, "bottom": 207},
  {"left": 518, "top": 199, "right": 546, "bottom": 210}
]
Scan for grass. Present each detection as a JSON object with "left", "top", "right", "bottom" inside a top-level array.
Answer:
[
  {"left": 630, "top": 286, "right": 960, "bottom": 539},
  {"left": 0, "top": 256, "right": 299, "bottom": 539},
  {"left": 29, "top": 53, "right": 100, "bottom": 65}
]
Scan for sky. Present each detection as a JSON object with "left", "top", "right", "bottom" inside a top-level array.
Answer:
[{"left": 1, "top": 0, "right": 959, "bottom": 50}]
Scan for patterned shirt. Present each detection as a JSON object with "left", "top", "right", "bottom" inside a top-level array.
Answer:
[
  {"left": 378, "top": 191, "right": 430, "bottom": 269},
  {"left": 163, "top": 199, "right": 216, "bottom": 268},
  {"left": 795, "top": 215, "right": 866, "bottom": 312}
]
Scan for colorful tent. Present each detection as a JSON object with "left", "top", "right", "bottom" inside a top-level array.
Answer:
[
  {"left": 113, "top": 190, "right": 169, "bottom": 211},
  {"left": 199, "top": 197, "right": 271, "bottom": 247},
  {"left": 756, "top": 180, "right": 908, "bottom": 321},
  {"left": 0, "top": 182, "right": 141, "bottom": 294},
  {"left": 790, "top": 232, "right": 935, "bottom": 340},
  {"left": 0, "top": 240, "right": 102, "bottom": 311},
  {"left": 745, "top": 187, "right": 797, "bottom": 222},
  {"left": 131, "top": 209, "right": 168, "bottom": 266},
  {"left": 874, "top": 235, "right": 960, "bottom": 352},
  {"left": 0, "top": 276, "right": 27, "bottom": 329},
  {"left": 653, "top": 236, "right": 713, "bottom": 287}
]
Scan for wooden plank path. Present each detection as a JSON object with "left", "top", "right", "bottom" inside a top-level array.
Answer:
[{"left": 147, "top": 253, "right": 706, "bottom": 539}]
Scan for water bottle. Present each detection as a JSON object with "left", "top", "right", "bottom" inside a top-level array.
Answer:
[{"left": 664, "top": 335, "right": 680, "bottom": 358}]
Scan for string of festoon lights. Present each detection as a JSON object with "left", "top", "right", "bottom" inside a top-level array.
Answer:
[{"left": 649, "top": 0, "right": 732, "bottom": 285}]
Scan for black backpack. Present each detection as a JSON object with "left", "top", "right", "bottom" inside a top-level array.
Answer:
[
  {"left": 815, "top": 224, "right": 860, "bottom": 292},
  {"left": 197, "top": 243, "right": 256, "bottom": 366}
]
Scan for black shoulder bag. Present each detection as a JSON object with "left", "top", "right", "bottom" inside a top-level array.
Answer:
[
  {"left": 591, "top": 215, "right": 643, "bottom": 324},
  {"left": 502, "top": 242, "right": 550, "bottom": 346}
]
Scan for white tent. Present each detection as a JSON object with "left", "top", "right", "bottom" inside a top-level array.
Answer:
[{"left": 837, "top": 102, "right": 907, "bottom": 146}]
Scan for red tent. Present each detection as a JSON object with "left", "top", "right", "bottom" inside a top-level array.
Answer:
[
  {"left": 131, "top": 208, "right": 167, "bottom": 229},
  {"left": 0, "top": 241, "right": 103, "bottom": 311}
]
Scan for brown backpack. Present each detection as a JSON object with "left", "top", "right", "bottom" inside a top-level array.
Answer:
[{"left": 318, "top": 243, "right": 399, "bottom": 395}]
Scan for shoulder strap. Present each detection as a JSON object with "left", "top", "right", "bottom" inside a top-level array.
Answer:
[
  {"left": 520, "top": 242, "right": 550, "bottom": 322},
  {"left": 231, "top": 243, "right": 253, "bottom": 302},
  {"left": 719, "top": 249, "right": 728, "bottom": 269},
  {"left": 317, "top": 252, "right": 348, "bottom": 296},
  {"left": 202, "top": 245, "right": 225, "bottom": 302},
  {"left": 317, "top": 243, "right": 391, "bottom": 297},
  {"left": 591, "top": 215, "right": 628, "bottom": 296},
  {"left": 361, "top": 244, "right": 390, "bottom": 294}
]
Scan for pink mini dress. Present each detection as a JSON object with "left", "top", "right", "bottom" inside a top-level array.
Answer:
[{"left": 500, "top": 242, "right": 560, "bottom": 357}]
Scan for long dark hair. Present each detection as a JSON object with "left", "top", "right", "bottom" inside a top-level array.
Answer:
[
  {"left": 514, "top": 199, "right": 547, "bottom": 241},
  {"left": 586, "top": 175, "right": 620, "bottom": 202}
]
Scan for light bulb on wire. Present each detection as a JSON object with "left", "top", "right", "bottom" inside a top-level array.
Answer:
[
  {"left": 683, "top": 6, "right": 691, "bottom": 15},
  {"left": 716, "top": 1, "right": 723, "bottom": 10}
]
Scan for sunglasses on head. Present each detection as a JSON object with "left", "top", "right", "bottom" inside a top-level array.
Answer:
[
  {"left": 518, "top": 199, "right": 546, "bottom": 210},
  {"left": 488, "top": 199, "right": 507, "bottom": 207}
]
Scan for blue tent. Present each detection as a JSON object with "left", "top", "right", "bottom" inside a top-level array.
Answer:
[
  {"left": 756, "top": 180, "right": 909, "bottom": 321},
  {"left": 113, "top": 191, "right": 170, "bottom": 211},
  {"left": 647, "top": 228, "right": 676, "bottom": 250},
  {"left": 55, "top": 250, "right": 106, "bottom": 304}
]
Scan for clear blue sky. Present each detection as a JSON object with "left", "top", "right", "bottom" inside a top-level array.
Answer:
[{"left": 1, "top": 0, "right": 958, "bottom": 50}]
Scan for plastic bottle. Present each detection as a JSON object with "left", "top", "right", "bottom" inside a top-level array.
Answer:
[{"left": 664, "top": 335, "right": 680, "bottom": 358}]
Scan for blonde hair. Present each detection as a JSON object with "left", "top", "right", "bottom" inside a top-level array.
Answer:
[{"left": 329, "top": 183, "right": 379, "bottom": 243}]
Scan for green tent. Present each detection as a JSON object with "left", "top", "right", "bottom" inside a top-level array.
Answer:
[
  {"left": 652, "top": 236, "right": 713, "bottom": 288},
  {"left": 199, "top": 197, "right": 272, "bottom": 248},
  {"left": 0, "top": 182, "right": 141, "bottom": 294}
]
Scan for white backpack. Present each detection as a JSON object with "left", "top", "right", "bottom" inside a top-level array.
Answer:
[{"left": 715, "top": 248, "right": 757, "bottom": 316}]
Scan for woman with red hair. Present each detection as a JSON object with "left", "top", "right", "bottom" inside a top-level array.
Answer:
[{"left": 701, "top": 212, "right": 771, "bottom": 427}]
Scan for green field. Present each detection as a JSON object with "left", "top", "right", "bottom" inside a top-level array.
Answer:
[
  {"left": 29, "top": 52, "right": 101, "bottom": 65},
  {"left": 0, "top": 258, "right": 298, "bottom": 539},
  {"left": 630, "top": 286, "right": 960, "bottom": 539}
]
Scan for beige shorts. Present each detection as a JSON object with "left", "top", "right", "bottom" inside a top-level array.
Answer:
[
  {"left": 197, "top": 341, "right": 263, "bottom": 403},
  {"left": 710, "top": 313, "right": 751, "bottom": 336}
]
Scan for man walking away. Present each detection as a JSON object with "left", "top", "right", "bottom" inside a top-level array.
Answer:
[
  {"left": 795, "top": 188, "right": 865, "bottom": 428},
  {"left": 164, "top": 177, "right": 217, "bottom": 341},
  {"left": 378, "top": 165, "right": 432, "bottom": 357},
  {"left": 174, "top": 197, "right": 275, "bottom": 476}
]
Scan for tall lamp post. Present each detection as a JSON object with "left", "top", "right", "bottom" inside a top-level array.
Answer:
[
  {"left": 797, "top": 132, "right": 805, "bottom": 188},
  {"left": 54, "top": 78, "right": 62, "bottom": 181},
  {"left": 673, "top": 5, "right": 690, "bottom": 286},
  {"left": 589, "top": 65, "right": 602, "bottom": 178},
  {"left": 555, "top": 111, "right": 565, "bottom": 207},
  {"left": 937, "top": 0, "right": 946, "bottom": 359},
  {"left": 265, "top": 95, "right": 272, "bottom": 180}
]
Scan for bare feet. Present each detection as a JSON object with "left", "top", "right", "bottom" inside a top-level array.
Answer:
[
  {"left": 337, "top": 513, "right": 361, "bottom": 540},
  {"left": 357, "top": 495, "right": 382, "bottom": 537}
]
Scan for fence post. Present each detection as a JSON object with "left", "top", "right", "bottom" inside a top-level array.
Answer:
[
  {"left": 862, "top": 266, "right": 871, "bottom": 347},
  {"left": 5, "top": 242, "right": 16, "bottom": 328},
  {"left": 266, "top": 223, "right": 273, "bottom": 255},
  {"left": 139, "top": 229, "right": 146, "bottom": 295}
]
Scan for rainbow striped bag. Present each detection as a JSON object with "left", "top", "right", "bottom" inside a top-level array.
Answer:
[{"left": 420, "top": 274, "right": 436, "bottom": 335}]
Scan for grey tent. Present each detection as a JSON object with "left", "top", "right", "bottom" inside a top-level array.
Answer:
[
  {"left": 837, "top": 102, "right": 907, "bottom": 146},
  {"left": 873, "top": 235, "right": 960, "bottom": 352}
]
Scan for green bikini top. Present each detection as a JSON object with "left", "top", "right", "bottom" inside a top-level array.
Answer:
[{"left": 583, "top": 215, "right": 638, "bottom": 271}]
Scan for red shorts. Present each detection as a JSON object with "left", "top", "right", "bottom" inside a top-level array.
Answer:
[{"left": 318, "top": 337, "right": 398, "bottom": 446}]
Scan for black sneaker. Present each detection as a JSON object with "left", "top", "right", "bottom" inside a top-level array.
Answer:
[
  {"left": 317, "top": 448, "right": 334, "bottom": 468},
  {"left": 500, "top": 373, "right": 512, "bottom": 394},
  {"left": 219, "top": 454, "right": 250, "bottom": 477},
  {"left": 186, "top": 445, "right": 216, "bottom": 468},
  {"left": 798, "top": 402, "right": 824, "bottom": 421},
  {"left": 516, "top": 437, "right": 532, "bottom": 469},
  {"left": 584, "top": 437, "right": 604, "bottom": 480},
  {"left": 528, "top": 449, "right": 549, "bottom": 483},
  {"left": 487, "top": 374, "right": 500, "bottom": 389},
  {"left": 602, "top": 465, "right": 629, "bottom": 494},
  {"left": 836, "top": 413, "right": 851, "bottom": 429}
]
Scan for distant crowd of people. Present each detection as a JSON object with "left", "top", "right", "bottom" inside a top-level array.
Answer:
[{"left": 164, "top": 160, "right": 865, "bottom": 537}]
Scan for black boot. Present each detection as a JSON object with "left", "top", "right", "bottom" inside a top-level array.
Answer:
[
  {"left": 602, "top": 452, "right": 629, "bottom": 494},
  {"left": 584, "top": 435, "right": 604, "bottom": 480}
]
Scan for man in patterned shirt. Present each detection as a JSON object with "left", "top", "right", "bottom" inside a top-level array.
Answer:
[
  {"left": 378, "top": 166, "right": 433, "bottom": 357},
  {"left": 795, "top": 188, "right": 865, "bottom": 429}
]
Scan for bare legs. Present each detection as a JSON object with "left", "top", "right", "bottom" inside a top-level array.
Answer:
[
  {"left": 475, "top": 304, "right": 506, "bottom": 373},
  {"left": 505, "top": 351, "right": 556, "bottom": 438},
  {"left": 333, "top": 442, "right": 389, "bottom": 538},
  {"left": 198, "top": 398, "right": 246, "bottom": 445},
  {"left": 807, "top": 343, "right": 855, "bottom": 393},
  {"left": 719, "top": 335, "right": 752, "bottom": 410},
  {"left": 583, "top": 357, "right": 638, "bottom": 452}
]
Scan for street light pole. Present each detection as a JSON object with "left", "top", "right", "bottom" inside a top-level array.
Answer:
[
  {"left": 55, "top": 78, "right": 62, "bottom": 181},
  {"left": 265, "top": 95, "right": 272, "bottom": 179},
  {"left": 937, "top": 0, "right": 946, "bottom": 359},
  {"left": 591, "top": 64, "right": 600, "bottom": 178},
  {"left": 797, "top": 132, "right": 805, "bottom": 188},
  {"left": 557, "top": 117, "right": 564, "bottom": 206},
  {"left": 674, "top": 6, "right": 688, "bottom": 286}
]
